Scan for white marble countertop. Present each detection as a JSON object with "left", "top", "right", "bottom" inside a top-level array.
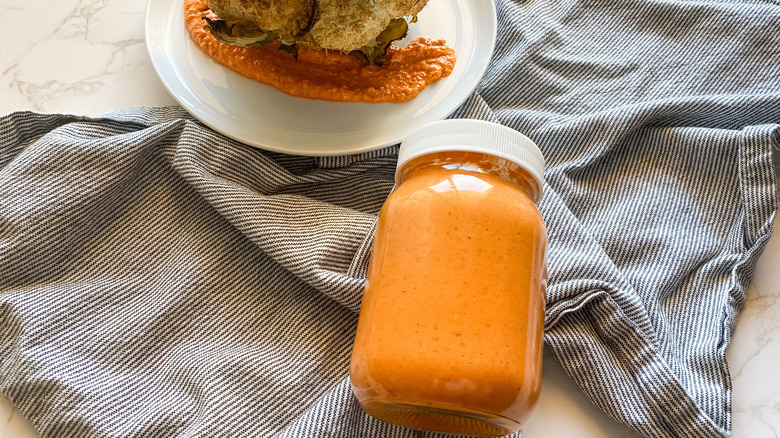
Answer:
[{"left": 1, "top": 0, "right": 778, "bottom": 437}]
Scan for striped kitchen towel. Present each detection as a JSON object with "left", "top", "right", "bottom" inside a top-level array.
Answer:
[{"left": 1, "top": 0, "right": 778, "bottom": 437}]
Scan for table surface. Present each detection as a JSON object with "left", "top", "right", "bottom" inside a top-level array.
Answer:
[{"left": 1, "top": 0, "right": 779, "bottom": 437}]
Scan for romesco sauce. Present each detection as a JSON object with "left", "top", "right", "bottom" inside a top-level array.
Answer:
[{"left": 350, "top": 120, "right": 547, "bottom": 436}]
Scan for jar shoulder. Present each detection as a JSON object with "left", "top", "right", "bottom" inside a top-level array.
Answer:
[{"left": 385, "top": 171, "right": 545, "bottom": 227}]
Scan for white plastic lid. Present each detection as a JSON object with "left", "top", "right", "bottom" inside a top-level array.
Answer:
[{"left": 397, "top": 119, "right": 545, "bottom": 198}]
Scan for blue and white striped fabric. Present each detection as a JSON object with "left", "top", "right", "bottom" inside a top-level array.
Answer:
[{"left": 1, "top": 0, "right": 778, "bottom": 437}]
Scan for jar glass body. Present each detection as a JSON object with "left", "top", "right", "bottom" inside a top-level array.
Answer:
[{"left": 349, "top": 151, "right": 547, "bottom": 436}]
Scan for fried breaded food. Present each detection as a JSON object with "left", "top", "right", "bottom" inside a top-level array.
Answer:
[
  {"left": 206, "top": 0, "right": 316, "bottom": 42},
  {"left": 206, "top": 0, "right": 429, "bottom": 52},
  {"left": 187, "top": 0, "right": 456, "bottom": 102},
  {"left": 308, "top": 0, "right": 429, "bottom": 51}
]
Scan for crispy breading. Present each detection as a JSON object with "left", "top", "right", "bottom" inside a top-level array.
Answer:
[
  {"left": 206, "top": 0, "right": 429, "bottom": 51},
  {"left": 206, "top": 0, "right": 316, "bottom": 41},
  {"left": 308, "top": 0, "right": 429, "bottom": 51}
]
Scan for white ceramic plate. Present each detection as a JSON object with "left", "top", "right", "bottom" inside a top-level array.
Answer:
[{"left": 145, "top": 0, "right": 496, "bottom": 156}]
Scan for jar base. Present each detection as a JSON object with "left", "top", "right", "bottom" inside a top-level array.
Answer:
[{"left": 358, "top": 399, "right": 521, "bottom": 437}]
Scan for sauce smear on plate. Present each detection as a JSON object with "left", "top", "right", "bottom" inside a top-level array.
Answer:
[{"left": 184, "top": 0, "right": 457, "bottom": 103}]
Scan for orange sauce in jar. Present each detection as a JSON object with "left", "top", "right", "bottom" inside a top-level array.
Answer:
[{"left": 350, "top": 120, "right": 547, "bottom": 436}]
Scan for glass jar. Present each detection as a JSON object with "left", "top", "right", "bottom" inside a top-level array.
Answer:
[{"left": 349, "top": 119, "right": 548, "bottom": 437}]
